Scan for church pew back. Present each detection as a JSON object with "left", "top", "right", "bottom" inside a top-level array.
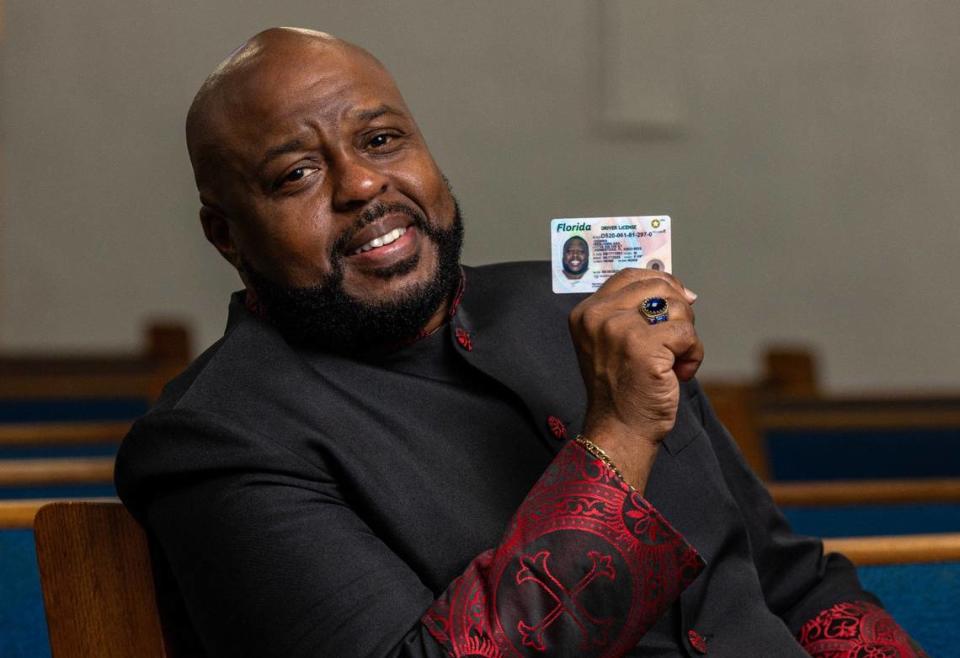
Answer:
[
  {"left": 0, "top": 323, "right": 190, "bottom": 403},
  {"left": 34, "top": 502, "right": 171, "bottom": 658},
  {"left": 769, "top": 478, "right": 960, "bottom": 538},
  {"left": 0, "top": 457, "right": 116, "bottom": 500}
]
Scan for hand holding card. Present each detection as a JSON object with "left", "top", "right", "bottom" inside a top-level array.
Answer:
[{"left": 566, "top": 255, "right": 702, "bottom": 495}]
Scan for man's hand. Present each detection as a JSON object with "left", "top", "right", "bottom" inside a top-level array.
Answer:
[{"left": 568, "top": 268, "right": 703, "bottom": 492}]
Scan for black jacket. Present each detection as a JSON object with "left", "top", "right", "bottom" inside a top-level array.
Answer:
[{"left": 116, "top": 261, "right": 876, "bottom": 657}]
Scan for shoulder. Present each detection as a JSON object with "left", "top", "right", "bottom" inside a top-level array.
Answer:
[
  {"left": 148, "top": 311, "right": 289, "bottom": 411},
  {"left": 116, "top": 308, "right": 332, "bottom": 507}
]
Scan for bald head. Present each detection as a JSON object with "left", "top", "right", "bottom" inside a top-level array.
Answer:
[{"left": 185, "top": 28, "right": 392, "bottom": 204}]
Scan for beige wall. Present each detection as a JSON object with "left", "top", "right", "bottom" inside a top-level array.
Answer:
[{"left": 2, "top": 1, "right": 958, "bottom": 391}]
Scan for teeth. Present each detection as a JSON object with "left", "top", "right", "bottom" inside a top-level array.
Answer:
[{"left": 355, "top": 227, "right": 407, "bottom": 254}]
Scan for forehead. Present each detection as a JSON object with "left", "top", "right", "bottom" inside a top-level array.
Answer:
[{"left": 208, "top": 42, "right": 409, "bottom": 163}]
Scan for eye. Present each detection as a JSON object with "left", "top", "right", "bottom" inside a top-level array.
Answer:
[
  {"left": 366, "top": 132, "right": 404, "bottom": 151},
  {"left": 274, "top": 165, "right": 319, "bottom": 190}
]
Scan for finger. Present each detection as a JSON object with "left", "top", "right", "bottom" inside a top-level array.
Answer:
[
  {"left": 592, "top": 267, "right": 697, "bottom": 304},
  {"left": 593, "top": 277, "right": 695, "bottom": 318},
  {"left": 575, "top": 292, "right": 694, "bottom": 343},
  {"left": 672, "top": 335, "right": 705, "bottom": 382},
  {"left": 650, "top": 319, "right": 701, "bottom": 364}
]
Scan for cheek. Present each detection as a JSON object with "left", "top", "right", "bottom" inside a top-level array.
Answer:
[
  {"left": 237, "top": 207, "right": 337, "bottom": 284},
  {"left": 395, "top": 157, "right": 454, "bottom": 220}
]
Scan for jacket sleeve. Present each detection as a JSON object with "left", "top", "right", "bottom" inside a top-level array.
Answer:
[
  {"left": 689, "top": 382, "right": 928, "bottom": 657},
  {"left": 116, "top": 410, "right": 703, "bottom": 658},
  {"left": 422, "top": 438, "right": 704, "bottom": 657}
]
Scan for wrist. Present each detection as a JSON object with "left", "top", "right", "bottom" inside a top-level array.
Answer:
[{"left": 577, "top": 425, "right": 659, "bottom": 494}]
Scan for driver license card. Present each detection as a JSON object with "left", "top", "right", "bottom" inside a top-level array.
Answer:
[{"left": 551, "top": 216, "right": 671, "bottom": 294}]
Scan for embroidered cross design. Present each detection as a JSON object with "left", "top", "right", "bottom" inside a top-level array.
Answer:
[{"left": 515, "top": 550, "right": 616, "bottom": 652}]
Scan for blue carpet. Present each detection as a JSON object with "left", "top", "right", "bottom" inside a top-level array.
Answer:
[
  {"left": 859, "top": 562, "right": 959, "bottom": 658},
  {"left": 784, "top": 502, "right": 960, "bottom": 538},
  {"left": 0, "top": 530, "right": 51, "bottom": 658},
  {"left": 767, "top": 428, "right": 960, "bottom": 480}
]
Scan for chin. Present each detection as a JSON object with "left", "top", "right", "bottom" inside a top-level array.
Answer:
[{"left": 345, "top": 253, "right": 436, "bottom": 297}]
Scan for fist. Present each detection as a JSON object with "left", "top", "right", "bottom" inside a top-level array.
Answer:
[{"left": 569, "top": 268, "right": 704, "bottom": 450}]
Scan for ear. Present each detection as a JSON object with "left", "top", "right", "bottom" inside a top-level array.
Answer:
[{"left": 200, "top": 205, "right": 242, "bottom": 269}]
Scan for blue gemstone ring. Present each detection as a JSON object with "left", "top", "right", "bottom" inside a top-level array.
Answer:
[{"left": 640, "top": 297, "right": 669, "bottom": 325}]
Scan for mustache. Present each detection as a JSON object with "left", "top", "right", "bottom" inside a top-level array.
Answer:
[{"left": 332, "top": 202, "right": 429, "bottom": 255}]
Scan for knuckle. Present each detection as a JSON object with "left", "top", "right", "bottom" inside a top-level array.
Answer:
[
  {"left": 674, "top": 320, "right": 697, "bottom": 342},
  {"left": 581, "top": 304, "right": 607, "bottom": 329}
]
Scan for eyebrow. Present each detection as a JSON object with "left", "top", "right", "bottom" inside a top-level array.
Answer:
[
  {"left": 257, "top": 139, "right": 305, "bottom": 175},
  {"left": 354, "top": 104, "right": 404, "bottom": 122}
]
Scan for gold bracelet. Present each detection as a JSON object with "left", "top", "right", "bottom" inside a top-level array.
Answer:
[{"left": 574, "top": 434, "right": 635, "bottom": 491}]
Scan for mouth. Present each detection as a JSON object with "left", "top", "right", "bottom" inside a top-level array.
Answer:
[
  {"left": 352, "top": 225, "right": 409, "bottom": 255},
  {"left": 343, "top": 212, "right": 416, "bottom": 256}
]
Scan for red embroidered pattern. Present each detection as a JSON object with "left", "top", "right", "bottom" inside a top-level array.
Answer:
[
  {"left": 422, "top": 440, "right": 704, "bottom": 657},
  {"left": 455, "top": 327, "right": 473, "bottom": 351},
  {"left": 797, "top": 601, "right": 929, "bottom": 658},
  {"left": 546, "top": 416, "right": 567, "bottom": 440},
  {"left": 243, "top": 287, "right": 266, "bottom": 318}
]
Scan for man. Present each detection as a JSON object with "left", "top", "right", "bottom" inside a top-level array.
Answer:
[
  {"left": 116, "top": 28, "right": 926, "bottom": 658},
  {"left": 553, "top": 235, "right": 590, "bottom": 294},
  {"left": 561, "top": 236, "right": 589, "bottom": 280}
]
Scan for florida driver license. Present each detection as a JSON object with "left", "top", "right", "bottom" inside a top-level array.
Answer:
[{"left": 551, "top": 216, "right": 672, "bottom": 294}]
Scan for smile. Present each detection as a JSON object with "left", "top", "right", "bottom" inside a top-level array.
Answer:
[{"left": 353, "top": 226, "right": 408, "bottom": 255}]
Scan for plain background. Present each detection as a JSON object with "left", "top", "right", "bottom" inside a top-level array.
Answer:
[{"left": 1, "top": 1, "right": 958, "bottom": 391}]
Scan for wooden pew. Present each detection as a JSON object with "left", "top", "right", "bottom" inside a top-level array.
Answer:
[
  {"left": 32, "top": 501, "right": 201, "bottom": 658},
  {"left": 0, "top": 499, "right": 121, "bottom": 658},
  {"left": 1, "top": 499, "right": 61, "bottom": 528},
  {"left": 0, "top": 322, "right": 190, "bottom": 402},
  {"left": 824, "top": 532, "right": 960, "bottom": 565},
  {"left": 770, "top": 478, "right": 960, "bottom": 538},
  {"left": 702, "top": 344, "right": 960, "bottom": 482},
  {"left": 0, "top": 423, "right": 126, "bottom": 501},
  {"left": 0, "top": 457, "right": 115, "bottom": 487},
  {"left": 769, "top": 478, "right": 960, "bottom": 506},
  {"left": 0, "top": 421, "right": 131, "bottom": 447},
  {"left": 0, "top": 456, "right": 116, "bottom": 500},
  {"left": 760, "top": 395, "right": 960, "bottom": 481}
]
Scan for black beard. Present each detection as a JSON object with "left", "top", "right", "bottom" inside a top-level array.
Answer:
[{"left": 242, "top": 198, "right": 464, "bottom": 353}]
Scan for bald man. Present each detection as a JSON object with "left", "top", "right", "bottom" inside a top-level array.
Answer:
[{"left": 116, "top": 29, "right": 926, "bottom": 658}]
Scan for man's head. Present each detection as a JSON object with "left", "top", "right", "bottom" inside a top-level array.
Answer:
[
  {"left": 187, "top": 28, "right": 462, "bottom": 350},
  {"left": 561, "top": 236, "right": 589, "bottom": 279}
]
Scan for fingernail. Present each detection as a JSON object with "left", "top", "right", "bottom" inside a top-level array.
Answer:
[{"left": 683, "top": 287, "right": 698, "bottom": 302}]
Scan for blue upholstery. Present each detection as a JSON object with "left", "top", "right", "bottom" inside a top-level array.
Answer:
[
  {"left": 0, "top": 398, "right": 126, "bottom": 502},
  {"left": 0, "top": 484, "right": 117, "bottom": 500},
  {"left": 0, "top": 443, "right": 119, "bottom": 460},
  {"left": 858, "top": 562, "right": 958, "bottom": 658},
  {"left": 0, "top": 530, "right": 51, "bottom": 658},
  {"left": 767, "top": 428, "right": 960, "bottom": 480},
  {"left": 0, "top": 398, "right": 148, "bottom": 423},
  {"left": 784, "top": 503, "right": 960, "bottom": 537}
]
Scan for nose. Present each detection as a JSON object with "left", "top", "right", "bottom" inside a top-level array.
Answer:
[{"left": 330, "top": 151, "right": 389, "bottom": 212}]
